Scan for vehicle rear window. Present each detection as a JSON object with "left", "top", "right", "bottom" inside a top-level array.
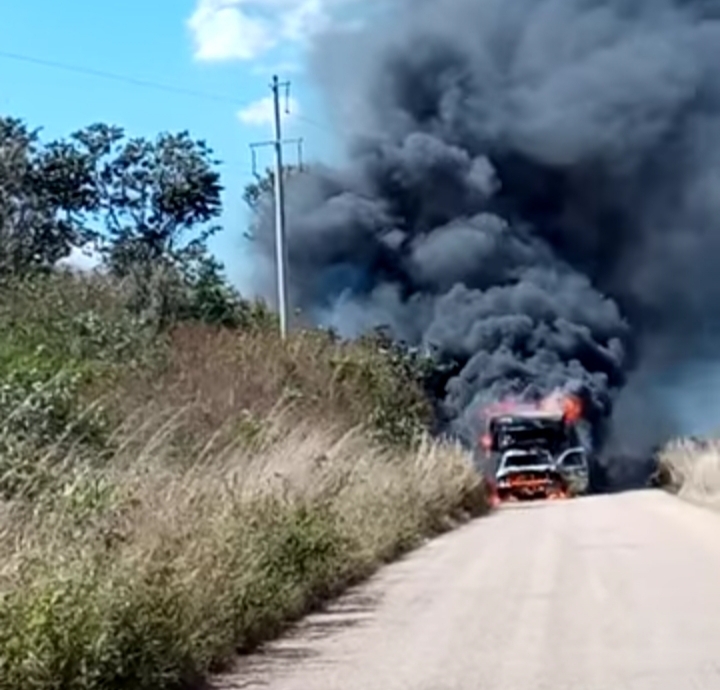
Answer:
[{"left": 503, "top": 453, "right": 547, "bottom": 468}]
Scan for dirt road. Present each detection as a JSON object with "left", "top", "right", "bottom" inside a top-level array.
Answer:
[{"left": 212, "top": 491, "right": 720, "bottom": 690}]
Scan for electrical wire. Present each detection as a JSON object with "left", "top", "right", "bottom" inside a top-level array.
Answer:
[
  {"left": 294, "top": 113, "right": 339, "bottom": 136},
  {"left": 0, "top": 49, "right": 244, "bottom": 105},
  {"left": 0, "top": 48, "right": 341, "bottom": 165}
]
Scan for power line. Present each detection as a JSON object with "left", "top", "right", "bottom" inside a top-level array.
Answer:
[
  {"left": 0, "top": 48, "right": 344, "bottom": 145},
  {"left": 0, "top": 49, "right": 244, "bottom": 105},
  {"left": 294, "top": 113, "right": 342, "bottom": 136},
  {"left": 0, "top": 49, "right": 337, "bottom": 183}
]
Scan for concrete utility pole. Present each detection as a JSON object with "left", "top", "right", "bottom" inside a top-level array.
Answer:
[
  {"left": 271, "top": 75, "right": 289, "bottom": 339},
  {"left": 248, "top": 77, "right": 303, "bottom": 339}
]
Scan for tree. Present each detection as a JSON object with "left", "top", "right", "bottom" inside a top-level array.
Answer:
[
  {"left": 0, "top": 115, "right": 241, "bottom": 329},
  {"left": 53, "top": 123, "right": 233, "bottom": 328},
  {"left": 242, "top": 164, "right": 301, "bottom": 213},
  {"left": 70, "top": 124, "right": 223, "bottom": 276},
  {"left": 179, "top": 253, "right": 242, "bottom": 327},
  {"left": 0, "top": 117, "right": 96, "bottom": 277}
]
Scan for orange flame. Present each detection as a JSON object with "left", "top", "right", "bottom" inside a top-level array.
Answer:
[
  {"left": 480, "top": 390, "right": 584, "bottom": 425},
  {"left": 562, "top": 395, "right": 583, "bottom": 423}
]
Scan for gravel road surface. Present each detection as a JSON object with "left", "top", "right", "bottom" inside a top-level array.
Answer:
[{"left": 212, "top": 491, "right": 720, "bottom": 690}]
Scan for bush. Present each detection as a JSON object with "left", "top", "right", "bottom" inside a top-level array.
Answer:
[
  {"left": 0, "top": 273, "right": 159, "bottom": 497},
  {"left": 0, "top": 270, "right": 490, "bottom": 690},
  {"left": 115, "top": 323, "right": 433, "bottom": 455},
  {"left": 0, "top": 272, "right": 433, "bottom": 454},
  {"left": 0, "top": 417, "right": 488, "bottom": 690},
  {"left": 657, "top": 437, "right": 720, "bottom": 507}
]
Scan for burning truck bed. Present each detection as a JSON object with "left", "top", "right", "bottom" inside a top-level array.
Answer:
[{"left": 476, "top": 394, "right": 591, "bottom": 504}]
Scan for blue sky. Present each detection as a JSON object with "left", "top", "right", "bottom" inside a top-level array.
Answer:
[{"left": 0, "top": 0, "right": 357, "bottom": 292}]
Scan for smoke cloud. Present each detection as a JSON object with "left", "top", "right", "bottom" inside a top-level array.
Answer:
[{"left": 250, "top": 0, "right": 720, "bottom": 481}]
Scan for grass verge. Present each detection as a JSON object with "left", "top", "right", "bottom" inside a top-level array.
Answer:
[
  {"left": 656, "top": 438, "right": 720, "bottom": 509},
  {"left": 0, "top": 413, "right": 487, "bottom": 690},
  {"left": 0, "top": 272, "right": 490, "bottom": 690}
]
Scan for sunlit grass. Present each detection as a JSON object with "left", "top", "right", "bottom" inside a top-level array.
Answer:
[{"left": 0, "top": 410, "right": 487, "bottom": 690}]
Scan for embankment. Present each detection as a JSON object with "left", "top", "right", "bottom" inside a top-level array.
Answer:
[{"left": 0, "top": 273, "right": 489, "bottom": 690}]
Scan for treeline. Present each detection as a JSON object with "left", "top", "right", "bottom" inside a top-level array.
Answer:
[
  {"left": 0, "top": 115, "right": 448, "bottom": 464},
  {"left": 0, "top": 116, "right": 244, "bottom": 327}
]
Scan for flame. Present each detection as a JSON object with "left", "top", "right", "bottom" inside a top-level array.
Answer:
[
  {"left": 495, "top": 474, "right": 569, "bottom": 502},
  {"left": 562, "top": 395, "right": 583, "bottom": 423},
  {"left": 481, "top": 390, "right": 583, "bottom": 422}
]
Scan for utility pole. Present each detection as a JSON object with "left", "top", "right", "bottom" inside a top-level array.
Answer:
[
  {"left": 248, "top": 76, "right": 303, "bottom": 340},
  {"left": 271, "top": 75, "right": 289, "bottom": 340}
]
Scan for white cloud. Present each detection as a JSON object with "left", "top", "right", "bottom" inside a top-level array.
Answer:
[
  {"left": 279, "top": 0, "right": 333, "bottom": 44},
  {"left": 188, "top": 1, "right": 275, "bottom": 61},
  {"left": 238, "top": 94, "right": 300, "bottom": 126},
  {"left": 188, "top": 0, "right": 362, "bottom": 62}
]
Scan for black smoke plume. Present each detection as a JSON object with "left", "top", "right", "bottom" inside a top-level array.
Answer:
[{"left": 249, "top": 0, "right": 720, "bottom": 485}]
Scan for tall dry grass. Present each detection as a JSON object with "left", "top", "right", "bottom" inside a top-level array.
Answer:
[
  {"left": 0, "top": 407, "right": 488, "bottom": 690},
  {"left": 657, "top": 438, "right": 720, "bottom": 509},
  {"left": 0, "top": 272, "right": 489, "bottom": 689},
  {"left": 107, "top": 322, "right": 435, "bottom": 454}
]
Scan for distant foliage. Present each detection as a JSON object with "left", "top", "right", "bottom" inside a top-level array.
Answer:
[
  {"left": 0, "top": 116, "right": 239, "bottom": 330},
  {"left": 0, "top": 115, "right": 442, "bottom": 475},
  {"left": 67, "top": 124, "right": 222, "bottom": 276},
  {"left": 0, "top": 117, "right": 96, "bottom": 277},
  {"left": 242, "top": 165, "right": 301, "bottom": 212}
]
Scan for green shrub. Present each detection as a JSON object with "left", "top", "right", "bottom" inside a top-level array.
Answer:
[
  {"left": 0, "top": 270, "right": 490, "bottom": 690},
  {"left": 0, "top": 420, "right": 488, "bottom": 690}
]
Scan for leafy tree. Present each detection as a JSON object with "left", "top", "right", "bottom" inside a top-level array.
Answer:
[
  {"left": 0, "top": 117, "right": 96, "bottom": 277},
  {"left": 0, "top": 115, "right": 245, "bottom": 330},
  {"left": 242, "top": 165, "right": 301, "bottom": 213},
  {"left": 69, "top": 124, "right": 223, "bottom": 276},
  {"left": 179, "top": 253, "right": 243, "bottom": 327},
  {"left": 48, "top": 123, "right": 238, "bottom": 329}
]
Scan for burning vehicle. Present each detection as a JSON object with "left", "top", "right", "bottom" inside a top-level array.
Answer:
[{"left": 477, "top": 394, "right": 591, "bottom": 503}]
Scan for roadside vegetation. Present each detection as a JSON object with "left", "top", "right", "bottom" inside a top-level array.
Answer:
[
  {"left": 0, "top": 116, "right": 489, "bottom": 690},
  {"left": 656, "top": 438, "right": 720, "bottom": 509}
]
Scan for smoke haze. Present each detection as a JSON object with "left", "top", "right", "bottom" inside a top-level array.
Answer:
[{"left": 250, "top": 0, "right": 720, "bottom": 479}]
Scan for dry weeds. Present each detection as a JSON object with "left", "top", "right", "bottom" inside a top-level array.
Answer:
[
  {"left": 0, "top": 274, "right": 488, "bottom": 690},
  {"left": 0, "top": 408, "right": 488, "bottom": 690},
  {"left": 657, "top": 438, "right": 720, "bottom": 509},
  {"left": 110, "top": 323, "right": 433, "bottom": 451}
]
